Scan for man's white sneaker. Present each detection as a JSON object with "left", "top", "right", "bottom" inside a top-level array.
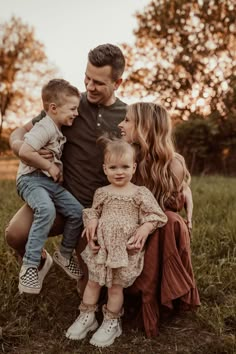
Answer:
[
  {"left": 66, "top": 312, "right": 98, "bottom": 340},
  {"left": 38, "top": 249, "right": 53, "bottom": 284},
  {"left": 18, "top": 265, "right": 41, "bottom": 294},
  {"left": 53, "top": 250, "right": 83, "bottom": 280},
  {"left": 89, "top": 318, "right": 122, "bottom": 347}
]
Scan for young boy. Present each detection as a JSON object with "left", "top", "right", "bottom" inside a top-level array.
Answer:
[{"left": 16, "top": 79, "right": 83, "bottom": 294}]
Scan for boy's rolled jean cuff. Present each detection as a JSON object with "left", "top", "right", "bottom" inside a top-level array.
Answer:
[
  {"left": 5, "top": 203, "right": 66, "bottom": 258},
  {"left": 60, "top": 244, "right": 75, "bottom": 259}
]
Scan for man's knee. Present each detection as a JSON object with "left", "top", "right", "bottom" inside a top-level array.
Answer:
[{"left": 5, "top": 204, "right": 33, "bottom": 249}]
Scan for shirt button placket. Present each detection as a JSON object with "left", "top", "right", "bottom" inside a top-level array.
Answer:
[{"left": 97, "top": 112, "right": 102, "bottom": 128}]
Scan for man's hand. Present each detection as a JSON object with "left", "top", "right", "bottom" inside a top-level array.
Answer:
[
  {"left": 48, "top": 163, "right": 61, "bottom": 182},
  {"left": 38, "top": 148, "right": 54, "bottom": 160}
]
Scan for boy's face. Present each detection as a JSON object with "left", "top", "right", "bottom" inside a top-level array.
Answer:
[
  {"left": 52, "top": 95, "right": 80, "bottom": 127},
  {"left": 103, "top": 153, "right": 136, "bottom": 188},
  {"left": 84, "top": 61, "right": 122, "bottom": 106}
]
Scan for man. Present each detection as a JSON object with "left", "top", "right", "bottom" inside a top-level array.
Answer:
[{"left": 6, "top": 43, "right": 127, "bottom": 288}]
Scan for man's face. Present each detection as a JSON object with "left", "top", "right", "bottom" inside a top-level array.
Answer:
[{"left": 84, "top": 61, "right": 122, "bottom": 106}]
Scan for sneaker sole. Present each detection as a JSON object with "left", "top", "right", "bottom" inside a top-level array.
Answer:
[
  {"left": 53, "top": 253, "right": 83, "bottom": 280},
  {"left": 18, "top": 283, "right": 41, "bottom": 295},
  {"left": 89, "top": 327, "right": 122, "bottom": 347},
  {"left": 66, "top": 320, "right": 99, "bottom": 340}
]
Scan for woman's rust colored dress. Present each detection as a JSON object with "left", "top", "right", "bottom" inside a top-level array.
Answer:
[{"left": 125, "top": 191, "right": 200, "bottom": 337}]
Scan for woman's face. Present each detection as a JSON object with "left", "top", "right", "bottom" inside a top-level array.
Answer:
[{"left": 118, "top": 111, "right": 136, "bottom": 143}]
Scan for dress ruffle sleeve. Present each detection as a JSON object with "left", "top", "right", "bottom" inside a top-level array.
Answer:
[
  {"left": 135, "top": 187, "right": 167, "bottom": 231},
  {"left": 82, "top": 188, "right": 106, "bottom": 227}
]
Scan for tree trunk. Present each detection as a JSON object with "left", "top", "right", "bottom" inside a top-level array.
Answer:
[{"left": 0, "top": 112, "right": 3, "bottom": 138}]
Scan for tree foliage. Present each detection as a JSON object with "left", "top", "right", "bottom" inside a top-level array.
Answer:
[
  {"left": 0, "top": 17, "right": 58, "bottom": 134},
  {"left": 120, "top": 0, "right": 236, "bottom": 120}
]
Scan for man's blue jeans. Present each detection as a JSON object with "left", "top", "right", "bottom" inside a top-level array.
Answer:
[{"left": 17, "top": 171, "right": 83, "bottom": 266}]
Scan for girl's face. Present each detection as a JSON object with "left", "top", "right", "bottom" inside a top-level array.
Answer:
[
  {"left": 103, "top": 153, "right": 136, "bottom": 188},
  {"left": 118, "top": 111, "right": 136, "bottom": 143}
]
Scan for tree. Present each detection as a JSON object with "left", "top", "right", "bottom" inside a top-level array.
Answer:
[
  {"left": 0, "top": 17, "right": 58, "bottom": 135},
  {"left": 120, "top": 0, "right": 236, "bottom": 120}
]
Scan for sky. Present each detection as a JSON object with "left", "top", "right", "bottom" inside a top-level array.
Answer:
[{"left": 0, "top": 0, "right": 150, "bottom": 90}]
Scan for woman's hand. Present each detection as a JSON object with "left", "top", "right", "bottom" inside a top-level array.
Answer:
[
  {"left": 185, "top": 219, "right": 193, "bottom": 238},
  {"left": 127, "top": 222, "right": 154, "bottom": 253},
  {"left": 81, "top": 219, "right": 98, "bottom": 242}
]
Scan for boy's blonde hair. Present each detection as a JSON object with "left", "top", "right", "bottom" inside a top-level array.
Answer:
[{"left": 42, "top": 79, "right": 80, "bottom": 111}]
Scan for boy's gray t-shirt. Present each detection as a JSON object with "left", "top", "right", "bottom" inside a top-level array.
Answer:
[
  {"left": 32, "top": 93, "right": 127, "bottom": 207},
  {"left": 17, "top": 115, "right": 65, "bottom": 180}
]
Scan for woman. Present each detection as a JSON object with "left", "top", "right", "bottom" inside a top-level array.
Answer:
[{"left": 118, "top": 102, "right": 200, "bottom": 337}]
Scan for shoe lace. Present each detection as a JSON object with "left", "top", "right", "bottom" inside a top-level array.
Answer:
[
  {"left": 101, "top": 318, "right": 118, "bottom": 333},
  {"left": 77, "top": 312, "right": 90, "bottom": 326}
]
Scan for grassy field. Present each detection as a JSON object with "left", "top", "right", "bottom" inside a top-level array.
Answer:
[{"left": 0, "top": 176, "right": 235, "bottom": 354}]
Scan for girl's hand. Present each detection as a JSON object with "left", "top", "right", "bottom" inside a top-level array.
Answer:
[
  {"left": 81, "top": 219, "right": 98, "bottom": 242},
  {"left": 88, "top": 238, "right": 100, "bottom": 254}
]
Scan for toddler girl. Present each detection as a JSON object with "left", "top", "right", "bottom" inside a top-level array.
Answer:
[{"left": 66, "top": 138, "right": 167, "bottom": 347}]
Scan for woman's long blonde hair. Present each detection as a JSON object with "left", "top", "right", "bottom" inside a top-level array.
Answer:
[{"left": 128, "top": 102, "right": 190, "bottom": 209}]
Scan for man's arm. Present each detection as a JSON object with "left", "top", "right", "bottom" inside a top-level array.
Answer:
[
  {"left": 10, "top": 121, "right": 33, "bottom": 157},
  {"left": 19, "top": 142, "right": 52, "bottom": 171},
  {"left": 18, "top": 142, "right": 61, "bottom": 181},
  {"left": 10, "top": 110, "right": 52, "bottom": 160}
]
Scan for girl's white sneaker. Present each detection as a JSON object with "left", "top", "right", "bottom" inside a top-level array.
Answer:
[
  {"left": 89, "top": 318, "right": 122, "bottom": 347},
  {"left": 66, "top": 312, "right": 98, "bottom": 340}
]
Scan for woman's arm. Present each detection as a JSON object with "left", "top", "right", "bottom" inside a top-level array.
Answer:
[
  {"left": 169, "top": 156, "right": 185, "bottom": 184},
  {"left": 170, "top": 156, "right": 193, "bottom": 231},
  {"left": 183, "top": 185, "right": 193, "bottom": 231}
]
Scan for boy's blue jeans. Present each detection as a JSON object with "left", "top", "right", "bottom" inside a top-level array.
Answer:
[{"left": 17, "top": 171, "right": 83, "bottom": 266}]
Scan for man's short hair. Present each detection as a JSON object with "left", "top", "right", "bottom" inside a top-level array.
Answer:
[
  {"left": 42, "top": 79, "right": 80, "bottom": 111},
  {"left": 88, "top": 44, "right": 125, "bottom": 81}
]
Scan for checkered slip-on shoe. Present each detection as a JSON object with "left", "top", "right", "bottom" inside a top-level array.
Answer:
[
  {"left": 18, "top": 265, "right": 41, "bottom": 294},
  {"left": 53, "top": 250, "right": 84, "bottom": 280}
]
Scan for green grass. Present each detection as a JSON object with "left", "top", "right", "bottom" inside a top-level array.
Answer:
[{"left": 0, "top": 177, "right": 235, "bottom": 353}]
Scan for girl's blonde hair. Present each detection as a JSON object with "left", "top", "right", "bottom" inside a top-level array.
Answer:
[
  {"left": 128, "top": 102, "right": 190, "bottom": 209},
  {"left": 97, "top": 136, "right": 136, "bottom": 164}
]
